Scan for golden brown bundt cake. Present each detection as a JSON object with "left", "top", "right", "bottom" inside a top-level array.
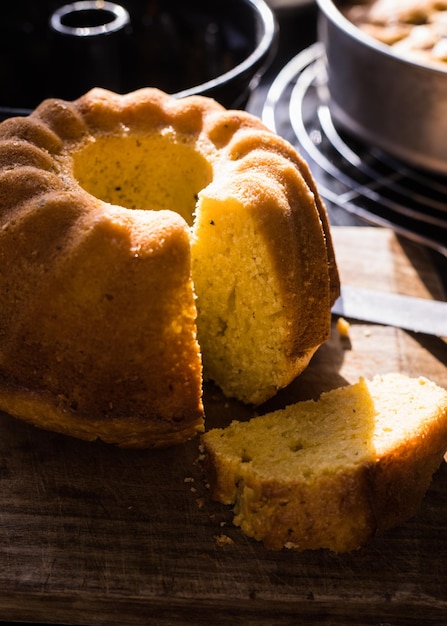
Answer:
[
  {"left": 202, "top": 373, "right": 447, "bottom": 552},
  {"left": 0, "top": 87, "right": 339, "bottom": 447}
]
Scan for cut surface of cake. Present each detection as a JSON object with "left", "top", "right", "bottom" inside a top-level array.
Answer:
[
  {"left": 0, "top": 87, "right": 339, "bottom": 447},
  {"left": 202, "top": 373, "right": 447, "bottom": 552}
]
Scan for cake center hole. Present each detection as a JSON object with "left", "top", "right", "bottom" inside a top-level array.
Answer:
[{"left": 71, "top": 134, "right": 213, "bottom": 225}]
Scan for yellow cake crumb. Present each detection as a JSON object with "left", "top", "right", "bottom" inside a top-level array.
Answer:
[
  {"left": 336, "top": 316, "right": 351, "bottom": 337},
  {"left": 215, "top": 534, "right": 235, "bottom": 547}
]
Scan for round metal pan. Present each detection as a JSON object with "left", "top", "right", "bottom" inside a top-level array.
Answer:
[
  {"left": 316, "top": 0, "right": 447, "bottom": 175},
  {"left": 0, "top": 0, "right": 277, "bottom": 115}
]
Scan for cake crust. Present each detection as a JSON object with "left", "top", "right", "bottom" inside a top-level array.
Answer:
[{"left": 0, "top": 87, "right": 339, "bottom": 447}]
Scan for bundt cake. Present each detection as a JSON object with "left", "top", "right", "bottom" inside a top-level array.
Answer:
[
  {"left": 0, "top": 87, "right": 339, "bottom": 448},
  {"left": 202, "top": 373, "right": 447, "bottom": 552}
]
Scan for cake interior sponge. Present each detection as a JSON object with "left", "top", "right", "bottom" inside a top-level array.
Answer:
[{"left": 202, "top": 373, "right": 447, "bottom": 552}]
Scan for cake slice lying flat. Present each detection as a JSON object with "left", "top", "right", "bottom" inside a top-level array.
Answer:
[{"left": 202, "top": 373, "right": 447, "bottom": 552}]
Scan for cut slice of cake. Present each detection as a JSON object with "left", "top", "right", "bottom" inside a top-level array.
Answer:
[{"left": 202, "top": 373, "right": 447, "bottom": 552}]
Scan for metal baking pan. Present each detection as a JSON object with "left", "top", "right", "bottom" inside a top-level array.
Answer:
[
  {"left": 0, "top": 0, "right": 276, "bottom": 115},
  {"left": 316, "top": 0, "right": 447, "bottom": 175}
]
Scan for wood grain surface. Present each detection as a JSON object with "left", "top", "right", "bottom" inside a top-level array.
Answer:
[{"left": 0, "top": 227, "right": 446, "bottom": 626}]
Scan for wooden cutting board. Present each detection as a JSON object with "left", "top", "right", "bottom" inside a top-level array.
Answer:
[{"left": 1, "top": 227, "right": 447, "bottom": 626}]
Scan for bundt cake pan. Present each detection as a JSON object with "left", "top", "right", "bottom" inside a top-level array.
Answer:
[
  {"left": 316, "top": 0, "right": 447, "bottom": 175},
  {"left": 1, "top": 0, "right": 277, "bottom": 113},
  {"left": 174, "top": 0, "right": 278, "bottom": 107}
]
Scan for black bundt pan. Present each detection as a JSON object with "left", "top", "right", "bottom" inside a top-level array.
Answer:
[
  {"left": 1, "top": 0, "right": 277, "bottom": 114},
  {"left": 317, "top": 0, "right": 447, "bottom": 175}
]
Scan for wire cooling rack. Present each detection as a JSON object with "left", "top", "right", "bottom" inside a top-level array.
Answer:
[{"left": 261, "top": 43, "right": 447, "bottom": 258}]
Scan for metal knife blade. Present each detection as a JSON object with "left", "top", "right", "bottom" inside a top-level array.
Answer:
[{"left": 332, "top": 285, "right": 447, "bottom": 337}]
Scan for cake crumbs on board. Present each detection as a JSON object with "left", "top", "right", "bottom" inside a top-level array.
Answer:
[
  {"left": 214, "top": 534, "right": 234, "bottom": 547},
  {"left": 336, "top": 316, "right": 350, "bottom": 338}
]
